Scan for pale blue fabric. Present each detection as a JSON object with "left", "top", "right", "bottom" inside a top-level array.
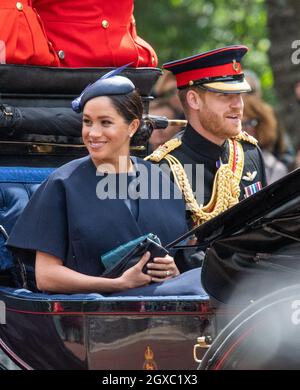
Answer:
[{"left": 109, "top": 267, "right": 208, "bottom": 298}]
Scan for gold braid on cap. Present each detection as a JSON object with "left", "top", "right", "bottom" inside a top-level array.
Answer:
[{"left": 146, "top": 137, "right": 245, "bottom": 226}]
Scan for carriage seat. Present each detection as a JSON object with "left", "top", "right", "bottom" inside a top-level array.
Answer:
[{"left": 0, "top": 167, "right": 54, "bottom": 274}]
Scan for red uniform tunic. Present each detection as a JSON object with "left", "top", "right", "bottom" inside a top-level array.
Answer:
[
  {"left": 0, "top": 0, "right": 158, "bottom": 67},
  {"left": 33, "top": 0, "right": 158, "bottom": 67},
  {"left": 0, "top": 0, "right": 59, "bottom": 66}
]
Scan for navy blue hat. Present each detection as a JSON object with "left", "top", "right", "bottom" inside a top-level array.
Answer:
[
  {"left": 72, "top": 65, "right": 135, "bottom": 113},
  {"left": 163, "top": 45, "right": 251, "bottom": 93}
]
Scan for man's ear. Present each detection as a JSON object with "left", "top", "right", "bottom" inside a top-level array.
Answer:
[{"left": 186, "top": 89, "right": 203, "bottom": 110}]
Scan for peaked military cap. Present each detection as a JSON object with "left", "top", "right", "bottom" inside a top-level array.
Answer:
[
  {"left": 72, "top": 64, "right": 135, "bottom": 113},
  {"left": 163, "top": 45, "right": 251, "bottom": 93}
]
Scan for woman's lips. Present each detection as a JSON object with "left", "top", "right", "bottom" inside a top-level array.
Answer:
[{"left": 88, "top": 140, "right": 108, "bottom": 150}]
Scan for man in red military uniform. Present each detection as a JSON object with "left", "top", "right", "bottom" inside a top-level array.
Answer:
[
  {"left": 0, "top": 1, "right": 159, "bottom": 166},
  {"left": 33, "top": 0, "right": 158, "bottom": 67},
  {"left": 0, "top": 0, "right": 158, "bottom": 68}
]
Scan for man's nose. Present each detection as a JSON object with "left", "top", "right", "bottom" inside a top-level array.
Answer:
[{"left": 230, "top": 94, "right": 243, "bottom": 109}]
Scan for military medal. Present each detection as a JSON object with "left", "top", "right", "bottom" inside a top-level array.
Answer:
[
  {"left": 216, "top": 158, "right": 222, "bottom": 168},
  {"left": 244, "top": 181, "right": 262, "bottom": 198}
]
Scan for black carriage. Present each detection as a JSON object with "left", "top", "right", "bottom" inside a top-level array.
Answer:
[
  {"left": 0, "top": 64, "right": 300, "bottom": 370},
  {"left": 193, "top": 167, "right": 300, "bottom": 369},
  {"left": 0, "top": 64, "right": 214, "bottom": 370}
]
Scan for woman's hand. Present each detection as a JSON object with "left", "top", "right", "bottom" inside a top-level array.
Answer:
[
  {"left": 146, "top": 254, "right": 180, "bottom": 282},
  {"left": 119, "top": 251, "right": 180, "bottom": 290},
  {"left": 120, "top": 251, "right": 152, "bottom": 289}
]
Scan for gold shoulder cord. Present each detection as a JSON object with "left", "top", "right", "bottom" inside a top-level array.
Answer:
[
  {"left": 144, "top": 138, "right": 182, "bottom": 162},
  {"left": 233, "top": 131, "right": 258, "bottom": 146},
  {"left": 146, "top": 136, "right": 246, "bottom": 226}
]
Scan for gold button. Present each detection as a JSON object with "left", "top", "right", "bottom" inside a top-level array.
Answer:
[
  {"left": 16, "top": 2, "right": 23, "bottom": 11},
  {"left": 101, "top": 20, "right": 109, "bottom": 28},
  {"left": 58, "top": 50, "right": 65, "bottom": 60},
  {"left": 188, "top": 80, "right": 194, "bottom": 86}
]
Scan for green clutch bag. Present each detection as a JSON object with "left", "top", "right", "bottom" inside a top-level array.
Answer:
[{"left": 101, "top": 233, "right": 169, "bottom": 278}]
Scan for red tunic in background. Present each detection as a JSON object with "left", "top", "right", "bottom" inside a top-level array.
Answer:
[
  {"left": 32, "top": 0, "right": 158, "bottom": 67},
  {"left": 0, "top": 0, "right": 59, "bottom": 66},
  {"left": 0, "top": 0, "right": 158, "bottom": 67}
]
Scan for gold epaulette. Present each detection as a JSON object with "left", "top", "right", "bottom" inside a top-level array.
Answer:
[
  {"left": 144, "top": 138, "right": 182, "bottom": 162},
  {"left": 233, "top": 131, "right": 258, "bottom": 146}
]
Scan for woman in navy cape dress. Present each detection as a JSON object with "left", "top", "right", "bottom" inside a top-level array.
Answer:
[{"left": 7, "top": 69, "right": 189, "bottom": 294}]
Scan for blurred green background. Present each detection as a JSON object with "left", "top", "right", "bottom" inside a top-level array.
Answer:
[
  {"left": 134, "top": 0, "right": 300, "bottom": 148},
  {"left": 135, "top": 0, "right": 273, "bottom": 100}
]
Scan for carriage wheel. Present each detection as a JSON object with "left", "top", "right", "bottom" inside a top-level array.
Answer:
[{"left": 199, "top": 284, "right": 300, "bottom": 370}]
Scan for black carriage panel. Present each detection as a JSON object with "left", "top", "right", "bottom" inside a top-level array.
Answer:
[{"left": 0, "top": 65, "right": 162, "bottom": 165}]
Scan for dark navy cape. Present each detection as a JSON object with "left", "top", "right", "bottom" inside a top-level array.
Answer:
[{"left": 7, "top": 156, "right": 187, "bottom": 277}]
